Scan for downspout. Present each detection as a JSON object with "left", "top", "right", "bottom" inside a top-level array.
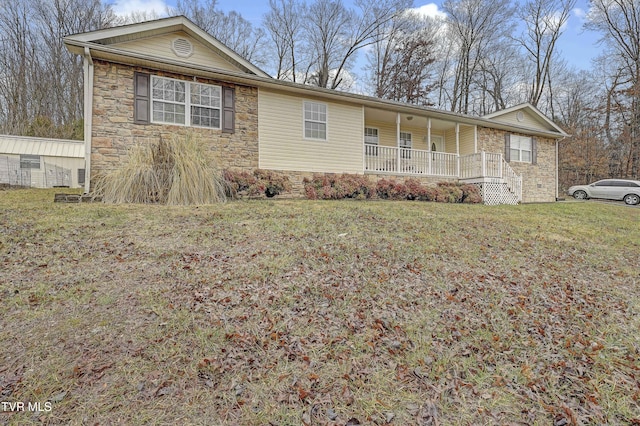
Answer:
[{"left": 83, "top": 46, "right": 94, "bottom": 194}]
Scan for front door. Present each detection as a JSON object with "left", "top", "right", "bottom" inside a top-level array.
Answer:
[{"left": 430, "top": 135, "right": 444, "bottom": 152}]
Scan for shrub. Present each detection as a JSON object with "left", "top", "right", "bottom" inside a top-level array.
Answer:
[
  {"left": 303, "top": 174, "right": 376, "bottom": 200},
  {"left": 224, "top": 169, "right": 291, "bottom": 198},
  {"left": 93, "top": 133, "right": 226, "bottom": 205},
  {"left": 460, "top": 184, "right": 483, "bottom": 203},
  {"left": 376, "top": 179, "right": 408, "bottom": 200},
  {"left": 253, "top": 169, "right": 292, "bottom": 197}
]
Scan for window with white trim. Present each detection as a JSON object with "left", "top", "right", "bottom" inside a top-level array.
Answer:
[
  {"left": 364, "top": 127, "right": 378, "bottom": 156},
  {"left": 509, "top": 135, "right": 532, "bottom": 162},
  {"left": 190, "top": 83, "right": 221, "bottom": 128},
  {"left": 400, "top": 131, "right": 412, "bottom": 159},
  {"left": 304, "top": 101, "right": 327, "bottom": 140},
  {"left": 151, "top": 76, "right": 221, "bottom": 128}
]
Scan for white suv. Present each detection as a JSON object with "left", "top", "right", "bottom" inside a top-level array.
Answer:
[{"left": 568, "top": 179, "right": 640, "bottom": 205}]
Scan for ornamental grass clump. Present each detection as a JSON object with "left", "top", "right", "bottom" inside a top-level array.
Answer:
[{"left": 94, "top": 133, "right": 227, "bottom": 205}]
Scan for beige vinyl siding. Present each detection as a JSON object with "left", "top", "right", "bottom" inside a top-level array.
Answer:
[
  {"left": 491, "top": 110, "right": 551, "bottom": 131},
  {"left": 441, "top": 125, "right": 475, "bottom": 154},
  {"left": 113, "top": 31, "right": 240, "bottom": 73},
  {"left": 259, "top": 90, "right": 363, "bottom": 173},
  {"left": 444, "top": 128, "right": 456, "bottom": 153},
  {"left": 459, "top": 125, "right": 475, "bottom": 155},
  {"left": 365, "top": 120, "right": 445, "bottom": 151}
]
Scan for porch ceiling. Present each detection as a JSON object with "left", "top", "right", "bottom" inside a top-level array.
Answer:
[{"left": 364, "top": 107, "right": 457, "bottom": 131}]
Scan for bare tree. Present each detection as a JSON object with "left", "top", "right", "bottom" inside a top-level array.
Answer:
[
  {"left": 171, "top": 0, "right": 267, "bottom": 66},
  {"left": 517, "top": 0, "right": 575, "bottom": 108},
  {"left": 0, "top": 0, "right": 115, "bottom": 138},
  {"left": 586, "top": 0, "right": 640, "bottom": 178},
  {"left": 264, "top": 0, "right": 305, "bottom": 81},
  {"left": 442, "top": 0, "right": 516, "bottom": 114},
  {"left": 303, "top": 0, "right": 408, "bottom": 89},
  {"left": 367, "top": 11, "right": 438, "bottom": 105}
]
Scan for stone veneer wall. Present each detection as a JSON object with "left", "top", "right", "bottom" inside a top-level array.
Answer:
[
  {"left": 478, "top": 126, "right": 557, "bottom": 203},
  {"left": 90, "top": 60, "right": 259, "bottom": 186}
]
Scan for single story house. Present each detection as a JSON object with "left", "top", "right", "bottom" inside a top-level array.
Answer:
[
  {"left": 0, "top": 135, "right": 85, "bottom": 188},
  {"left": 63, "top": 16, "right": 568, "bottom": 204}
]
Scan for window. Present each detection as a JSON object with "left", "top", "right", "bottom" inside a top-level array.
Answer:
[
  {"left": 304, "top": 101, "right": 327, "bottom": 140},
  {"left": 151, "top": 76, "right": 221, "bottom": 128},
  {"left": 190, "top": 83, "right": 221, "bottom": 128},
  {"left": 20, "top": 155, "right": 40, "bottom": 169},
  {"left": 509, "top": 135, "right": 532, "bottom": 162},
  {"left": 152, "top": 77, "right": 186, "bottom": 125},
  {"left": 78, "top": 169, "right": 86, "bottom": 186},
  {"left": 364, "top": 127, "right": 378, "bottom": 156},
  {"left": 400, "top": 132, "right": 412, "bottom": 159}
]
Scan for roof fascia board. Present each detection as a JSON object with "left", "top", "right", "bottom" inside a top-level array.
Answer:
[{"left": 72, "top": 42, "right": 566, "bottom": 139}]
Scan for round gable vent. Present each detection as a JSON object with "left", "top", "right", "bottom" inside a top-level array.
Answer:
[
  {"left": 516, "top": 111, "right": 525, "bottom": 122},
  {"left": 171, "top": 38, "right": 194, "bottom": 58}
]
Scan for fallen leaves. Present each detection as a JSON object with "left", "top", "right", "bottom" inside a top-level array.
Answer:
[{"left": 1, "top": 195, "right": 639, "bottom": 424}]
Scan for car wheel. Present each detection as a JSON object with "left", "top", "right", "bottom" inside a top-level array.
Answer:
[
  {"left": 573, "top": 190, "right": 587, "bottom": 200},
  {"left": 623, "top": 194, "right": 640, "bottom": 205}
]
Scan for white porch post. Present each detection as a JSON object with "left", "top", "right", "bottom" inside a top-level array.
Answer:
[
  {"left": 481, "top": 150, "right": 486, "bottom": 177},
  {"left": 427, "top": 118, "right": 432, "bottom": 175},
  {"left": 455, "top": 123, "right": 460, "bottom": 177},
  {"left": 396, "top": 113, "right": 401, "bottom": 173},
  {"left": 474, "top": 125, "right": 478, "bottom": 153}
]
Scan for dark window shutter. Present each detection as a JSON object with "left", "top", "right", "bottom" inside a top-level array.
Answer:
[
  {"left": 78, "top": 168, "right": 86, "bottom": 186},
  {"left": 504, "top": 133, "right": 511, "bottom": 162},
  {"left": 134, "top": 72, "right": 150, "bottom": 124},
  {"left": 222, "top": 86, "right": 235, "bottom": 133},
  {"left": 531, "top": 137, "right": 537, "bottom": 165}
]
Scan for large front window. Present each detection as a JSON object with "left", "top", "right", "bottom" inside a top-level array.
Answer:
[
  {"left": 151, "top": 76, "right": 221, "bottom": 128},
  {"left": 304, "top": 101, "right": 327, "bottom": 140},
  {"left": 510, "top": 135, "right": 532, "bottom": 162}
]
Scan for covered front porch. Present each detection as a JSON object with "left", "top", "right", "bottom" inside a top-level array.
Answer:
[{"left": 362, "top": 108, "right": 522, "bottom": 203}]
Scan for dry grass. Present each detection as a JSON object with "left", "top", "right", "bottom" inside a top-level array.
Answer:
[
  {"left": 0, "top": 190, "right": 639, "bottom": 425},
  {"left": 93, "top": 133, "right": 226, "bottom": 205}
]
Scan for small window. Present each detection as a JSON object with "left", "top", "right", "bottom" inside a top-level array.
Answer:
[
  {"left": 364, "top": 127, "right": 378, "bottom": 156},
  {"left": 304, "top": 101, "right": 327, "bottom": 140},
  {"left": 400, "top": 132, "right": 412, "bottom": 159},
  {"left": 20, "top": 155, "right": 40, "bottom": 169},
  {"left": 509, "top": 135, "right": 532, "bottom": 162}
]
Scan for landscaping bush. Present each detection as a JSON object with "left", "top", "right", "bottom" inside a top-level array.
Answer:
[
  {"left": 376, "top": 179, "right": 408, "bottom": 200},
  {"left": 303, "top": 174, "right": 376, "bottom": 200},
  {"left": 93, "top": 133, "right": 226, "bottom": 205},
  {"left": 224, "top": 169, "right": 291, "bottom": 198},
  {"left": 304, "top": 174, "right": 483, "bottom": 204}
]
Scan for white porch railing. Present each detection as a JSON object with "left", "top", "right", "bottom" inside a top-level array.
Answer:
[
  {"left": 364, "top": 147, "right": 523, "bottom": 203},
  {"left": 364, "top": 146, "right": 458, "bottom": 177},
  {"left": 502, "top": 158, "right": 522, "bottom": 201}
]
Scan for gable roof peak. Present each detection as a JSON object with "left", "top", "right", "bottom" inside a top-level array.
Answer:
[{"left": 64, "top": 15, "right": 270, "bottom": 78}]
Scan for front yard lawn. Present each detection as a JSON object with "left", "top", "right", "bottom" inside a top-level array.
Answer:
[{"left": 1, "top": 189, "right": 639, "bottom": 425}]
